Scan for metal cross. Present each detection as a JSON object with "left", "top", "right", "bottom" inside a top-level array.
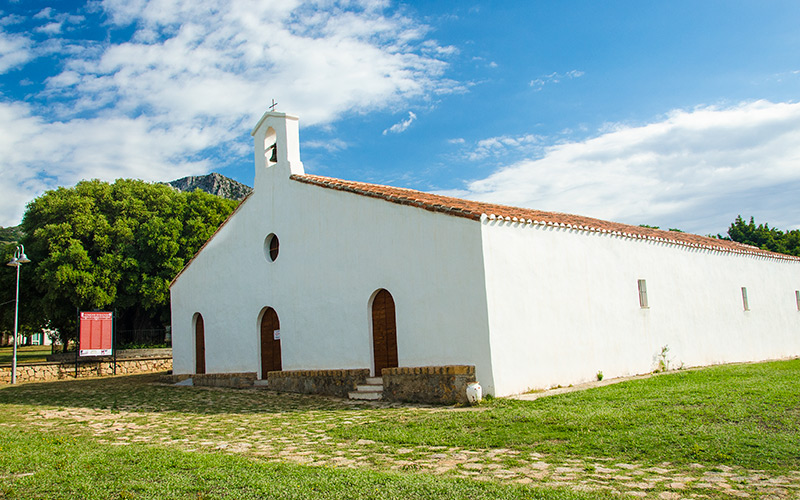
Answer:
[{"left": 268, "top": 99, "right": 278, "bottom": 112}]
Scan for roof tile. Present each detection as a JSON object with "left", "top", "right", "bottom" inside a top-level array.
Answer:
[{"left": 291, "top": 174, "right": 799, "bottom": 262}]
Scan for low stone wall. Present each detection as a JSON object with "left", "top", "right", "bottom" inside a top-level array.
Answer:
[
  {"left": 0, "top": 356, "right": 172, "bottom": 385},
  {"left": 382, "top": 365, "right": 476, "bottom": 405},
  {"left": 193, "top": 372, "right": 257, "bottom": 388},
  {"left": 267, "top": 368, "right": 370, "bottom": 398}
]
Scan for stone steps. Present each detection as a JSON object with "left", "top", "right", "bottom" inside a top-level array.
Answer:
[{"left": 348, "top": 376, "right": 383, "bottom": 400}]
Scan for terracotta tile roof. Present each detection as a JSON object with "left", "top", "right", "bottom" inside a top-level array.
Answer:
[{"left": 291, "top": 174, "right": 800, "bottom": 262}]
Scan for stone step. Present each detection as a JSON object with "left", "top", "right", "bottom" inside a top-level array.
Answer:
[
  {"left": 365, "top": 377, "right": 382, "bottom": 385},
  {"left": 253, "top": 379, "right": 269, "bottom": 387},
  {"left": 348, "top": 390, "right": 382, "bottom": 401},
  {"left": 356, "top": 384, "right": 382, "bottom": 392}
]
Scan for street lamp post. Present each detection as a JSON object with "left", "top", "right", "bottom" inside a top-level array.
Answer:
[{"left": 7, "top": 245, "right": 30, "bottom": 385}]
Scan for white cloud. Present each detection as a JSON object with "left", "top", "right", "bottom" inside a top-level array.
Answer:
[
  {"left": 465, "top": 134, "right": 542, "bottom": 161},
  {"left": 0, "top": 1, "right": 456, "bottom": 226},
  {"left": 35, "top": 22, "right": 63, "bottom": 34},
  {"left": 383, "top": 111, "right": 417, "bottom": 135},
  {"left": 0, "top": 31, "right": 33, "bottom": 73},
  {"left": 454, "top": 101, "right": 800, "bottom": 234},
  {"left": 0, "top": 101, "right": 215, "bottom": 226},
  {"left": 530, "top": 69, "right": 584, "bottom": 91}
]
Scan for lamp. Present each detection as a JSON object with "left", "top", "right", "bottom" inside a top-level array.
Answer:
[{"left": 6, "top": 244, "right": 30, "bottom": 384}]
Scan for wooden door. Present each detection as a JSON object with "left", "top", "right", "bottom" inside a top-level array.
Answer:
[
  {"left": 260, "top": 308, "right": 282, "bottom": 377},
  {"left": 372, "top": 289, "right": 398, "bottom": 375},
  {"left": 195, "top": 314, "right": 205, "bottom": 374}
]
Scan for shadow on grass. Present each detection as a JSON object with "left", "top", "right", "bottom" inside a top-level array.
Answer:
[{"left": 0, "top": 372, "right": 378, "bottom": 415}]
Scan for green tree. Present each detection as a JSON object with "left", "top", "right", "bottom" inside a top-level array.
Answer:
[
  {"left": 725, "top": 215, "right": 800, "bottom": 257},
  {"left": 19, "top": 179, "right": 238, "bottom": 346}
]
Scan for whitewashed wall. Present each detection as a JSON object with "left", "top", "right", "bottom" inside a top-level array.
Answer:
[
  {"left": 172, "top": 112, "right": 495, "bottom": 390},
  {"left": 172, "top": 112, "right": 800, "bottom": 399},
  {"left": 481, "top": 220, "right": 800, "bottom": 396}
]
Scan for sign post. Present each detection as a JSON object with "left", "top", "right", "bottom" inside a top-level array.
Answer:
[
  {"left": 79, "top": 311, "right": 113, "bottom": 356},
  {"left": 78, "top": 311, "right": 114, "bottom": 377}
]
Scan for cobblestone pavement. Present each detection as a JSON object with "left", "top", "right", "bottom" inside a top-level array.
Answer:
[{"left": 21, "top": 397, "right": 800, "bottom": 500}]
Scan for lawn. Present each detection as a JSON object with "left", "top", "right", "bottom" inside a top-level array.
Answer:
[
  {"left": 0, "top": 345, "right": 52, "bottom": 365},
  {"left": 333, "top": 359, "right": 800, "bottom": 471},
  {"left": 0, "top": 359, "right": 797, "bottom": 499}
]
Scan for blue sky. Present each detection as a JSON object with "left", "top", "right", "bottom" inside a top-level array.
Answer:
[{"left": 1, "top": 1, "right": 800, "bottom": 234}]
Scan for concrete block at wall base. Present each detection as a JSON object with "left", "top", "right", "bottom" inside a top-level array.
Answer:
[
  {"left": 382, "top": 365, "right": 476, "bottom": 405},
  {"left": 192, "top": 373, "right": 257, "bottom": 388},
  {"left": 267, "top": 368, "right": 370, "bottom": 398}
]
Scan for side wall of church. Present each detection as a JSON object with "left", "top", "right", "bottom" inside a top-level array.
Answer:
[
  {"left": 171, "top": 166, "right": 497, "bottom": 391},
  {"left": 480, "top": 219, "right": 800, "bottom": 397}
]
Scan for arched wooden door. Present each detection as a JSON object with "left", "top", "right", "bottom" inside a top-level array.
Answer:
[
  {"left": 260, "top": 308, "right": 282, "bottom": 377},
  {"left": 195, "top": 314, "right": 205, "bottom": 374},
  {"left": 371, "top": 289, "right": 398, "bottom": 375}
]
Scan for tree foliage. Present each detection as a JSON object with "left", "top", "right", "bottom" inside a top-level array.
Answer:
[
  {"left": 15, "top": 179, "right": 238, "bottom": 344},
  {"left": 725, "top": 215, "right": 800, "bottom": 257}
]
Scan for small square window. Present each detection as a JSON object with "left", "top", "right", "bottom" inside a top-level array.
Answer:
[
  {"left": 741, "top": 287, "right": 749, "bottom": 311},
  {"left": 638, "top": 279, "right": 648, "bottom": 308}
]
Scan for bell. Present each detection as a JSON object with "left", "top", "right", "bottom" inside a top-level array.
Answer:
[{"left": 269, "top": 143, "right": 278, "bottom": 163}]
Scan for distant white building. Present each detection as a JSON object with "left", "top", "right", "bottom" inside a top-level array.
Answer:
[{"left": 170, "top": 111, "right": 800, "bottom": 397}]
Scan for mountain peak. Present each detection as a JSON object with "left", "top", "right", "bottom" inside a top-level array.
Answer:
[{"left": 167, "top": 173, "right": 252, "bottom": 201}]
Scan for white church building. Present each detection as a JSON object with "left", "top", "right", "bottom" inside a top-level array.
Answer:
[{"left": 170, "top": 111, "right": 800, "bottom": 397}]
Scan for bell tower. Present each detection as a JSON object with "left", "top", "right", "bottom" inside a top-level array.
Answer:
[{"left": 251, "top": 110, "right": 304, "bottom": 188}]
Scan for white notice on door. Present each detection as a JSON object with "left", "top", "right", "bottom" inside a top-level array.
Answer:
[{"left": 273, "top": 329, "right": 281, "bottom": 340}]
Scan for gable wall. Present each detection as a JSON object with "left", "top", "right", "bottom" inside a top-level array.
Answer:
[
  {"left": 171, "top": 168, "right": 496, "bottom": 390},
  {"left": 481, "top": 220, "right": 800, "bottom": 397}
]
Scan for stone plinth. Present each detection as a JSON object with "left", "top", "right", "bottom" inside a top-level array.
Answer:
[
  {"left": 267, "top": 368, "right": 370, "bottom": 398},
  {"left": 382, "top": 365, "right": 476, "bottom": 404}
]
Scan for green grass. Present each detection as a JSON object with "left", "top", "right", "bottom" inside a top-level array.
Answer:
[
  {"left": 332, "top": 360, "right": 800, "bottom": 471},
  {"left": 0, "top": 360, "right": 798, "bottom": 499},
  {"left": 0, "top": 418, "right": 599, "bottom": 500},
  {"left": 0, "top": 345, "right": 52, "bottom": 365}
]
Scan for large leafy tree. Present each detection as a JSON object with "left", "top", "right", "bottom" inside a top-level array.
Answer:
[
  {"left": 724, "top": 215, "right": 800, "bottom": 257},
  {"left": 17, "top": 179, "right": 238, "bottom": 345}
]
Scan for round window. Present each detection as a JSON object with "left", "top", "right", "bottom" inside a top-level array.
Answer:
[{"left": 264, "top": 234, "right": 279, "bottom": 262}]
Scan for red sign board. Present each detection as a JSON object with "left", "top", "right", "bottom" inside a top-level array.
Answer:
[{"left": 79, "top": 311, "right": 113, "bottom": 356}]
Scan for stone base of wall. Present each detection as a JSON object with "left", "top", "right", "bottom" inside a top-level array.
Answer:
[
  {"left": 382, "top": 365, "right": 476, "bottom": 405},
  {"left": 268, "top": 368, "right": 370, "bottom": 398},
  {"left": 192, "top": 372, "right": 257, "bottom": 388},
  {"left": 0, "top": 357, "right": 172, "bottom": 384},
  {"left": 160, "top": 373, "right": 192, "bottom": 384}
]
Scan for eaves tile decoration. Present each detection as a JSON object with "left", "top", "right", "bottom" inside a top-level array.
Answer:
[{"left": 291, "top": 174, "right": 800, "bottom": 262}]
